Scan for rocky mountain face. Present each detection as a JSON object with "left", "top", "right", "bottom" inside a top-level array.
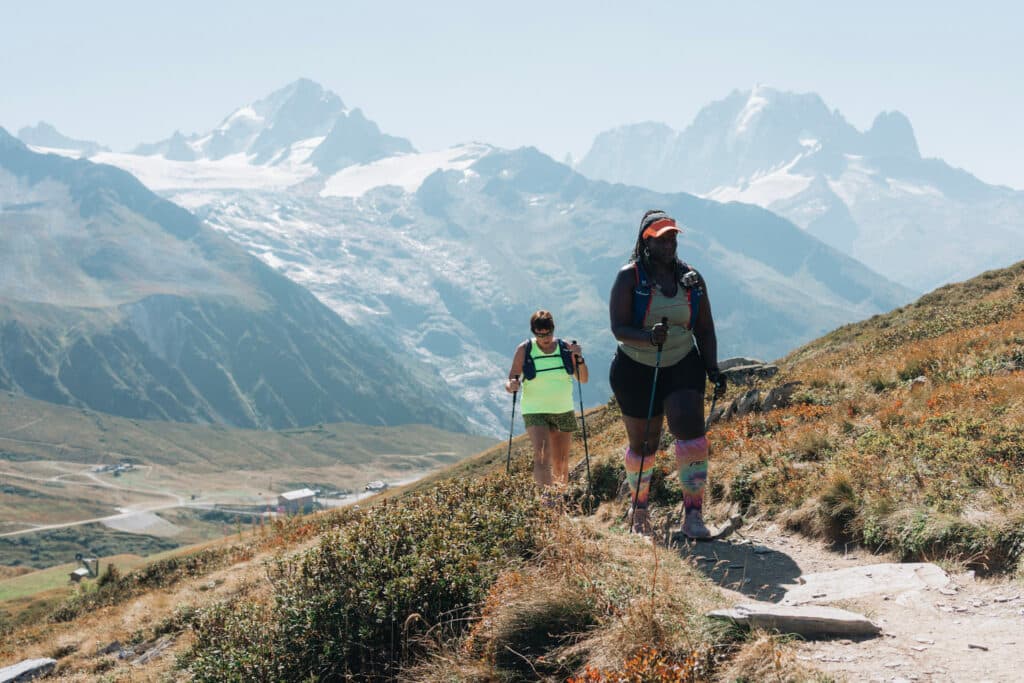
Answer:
[
  {"left": 577, "top": 86, "right": 1024, "bottom": 292},
  {"left": 16, "top": 121, "right": 109, "bottom": 156},
  {"left": 126, "top": 152, "right": 911, "bottom": 434},
  {"left": 0, "top": 127, "right": 469, "bottom": 432},
  {"left": 128, "top": 78, "right": 414, "bottom": 172},
  {"left": 20, "top": 81, "right": 914, "bottom": 435}
]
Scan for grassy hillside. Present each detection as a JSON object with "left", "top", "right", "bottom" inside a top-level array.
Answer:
[
  {"left": 0, "top": 392, "right": 495, "bottom": 473},
  {"left": 711, "top": 261, "right": 1024, "bottom": 571},
  {"left": 2, "top": 262, "right": 1022, "bottom": 680}
]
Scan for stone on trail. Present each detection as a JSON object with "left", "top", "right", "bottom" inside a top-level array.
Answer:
[
  {"left": 782, "top": 563, "right": 948, "bottom": 605},
  {"left": 707, "top": 602, "right": 882, "bottom": 638},
  {"left": 718, "top": 356, "right": 767, "bottom": 371},
  {"left": 761, "top": 381, "right": 802, "bottom": 411},
  {"left": 0, "top": 658, "right": 57, "bottom": 683}
]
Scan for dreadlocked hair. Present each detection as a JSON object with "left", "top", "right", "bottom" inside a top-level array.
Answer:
[{"left": 631, "top": 209, "right": 682, "bottom": 281}]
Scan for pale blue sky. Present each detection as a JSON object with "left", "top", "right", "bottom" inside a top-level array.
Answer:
[{"left": 3, "top": 1, "right": 1021, "bottom": 188}]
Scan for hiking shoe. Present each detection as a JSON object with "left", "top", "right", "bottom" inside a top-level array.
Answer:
[
  {"left": 631, "top": 508, "right": 652, "bottom": 535},
  {"left": 682, "top": 509, "right": 711, "bottom": 539}
]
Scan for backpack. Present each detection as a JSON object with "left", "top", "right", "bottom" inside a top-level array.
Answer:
[
  {"left": 521, "top": 338, "right": 575, "bottom": 380},
  {"left": 632, "top": 261, "right": 702, "bottom": 330}
]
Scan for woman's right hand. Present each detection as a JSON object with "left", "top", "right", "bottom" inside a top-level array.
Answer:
[
  {"left": 650, "top": 320, "right": 669, "bottom": 346},
  {"left": 506, "top": 377, "right": 521, "bottom": 393}
]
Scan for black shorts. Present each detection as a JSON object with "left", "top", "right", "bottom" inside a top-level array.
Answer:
[{"left": 609, "top": 347, "right": 706, "bottom": 419}]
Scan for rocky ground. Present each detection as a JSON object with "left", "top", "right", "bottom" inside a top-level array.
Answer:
[{"left": 683, "top": 520, "right": 1024, "bottom": 682}]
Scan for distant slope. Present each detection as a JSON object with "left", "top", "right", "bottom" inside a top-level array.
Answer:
[
  {"left": 0, "top": 392, "right": 495, "bottom": 473},
  {"left": 0, "top": 128, "right": 471, "bottom": 431}
]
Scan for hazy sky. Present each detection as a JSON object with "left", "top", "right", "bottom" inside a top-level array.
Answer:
[{"left": 3, "top": 1, "right": 1022, "bottom": 188}]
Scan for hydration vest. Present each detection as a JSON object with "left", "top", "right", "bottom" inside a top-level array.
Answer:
[
  {"left": 521, "top": 339, "right": 575, "bottom": 380},
  {"left": 632, "top": 261, "right": 702, "bottom": 330}
]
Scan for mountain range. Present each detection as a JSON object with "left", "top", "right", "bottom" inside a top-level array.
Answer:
[
  {"left": 14, "top": 80, "right": 914, "bottom": 434},
  {"left": 130, "top": 78, "right": 414, "bottom": 175},
  {"left": 0, "top": 127, "right": 469, "bottom": 432},
  {"left": 577, "top": 86, "right": 1024, "bottom": 292}
]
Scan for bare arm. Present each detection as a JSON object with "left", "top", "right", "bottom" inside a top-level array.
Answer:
[
  {"left": 505, "top": 343, "right": 526, "bottom": 393},
  {"left": 692, "top": 274, "right": 718, "bottom": 374}
]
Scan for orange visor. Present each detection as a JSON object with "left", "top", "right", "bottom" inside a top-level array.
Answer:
[{"left": 641, "top": 217, "right": 682, "bottom": 239}]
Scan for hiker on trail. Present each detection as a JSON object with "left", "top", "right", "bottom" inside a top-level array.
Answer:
[
  {"left": 505, "top": 310, "right": 588, "bottom": 492},
  {"left": 608, "top": 210, "right": 727, "bottom": 537}
]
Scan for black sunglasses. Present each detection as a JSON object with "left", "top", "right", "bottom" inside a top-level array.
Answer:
[{"left": 532, "top": 328, "right": 554, "bottom": 337}]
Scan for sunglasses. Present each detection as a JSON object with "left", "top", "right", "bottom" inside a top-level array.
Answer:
[{"left": 532, "top": 329, "right": 554, "bottom": 338}]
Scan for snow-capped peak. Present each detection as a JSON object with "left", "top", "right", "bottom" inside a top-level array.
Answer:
[
  {"left": 128, "top": 79, "right": 414, "bottom": 175},
  {"left": 734, "top": 85, "right": 772, "bottom": 135},
  {"left": 16, "top": 121, "right": 109, "bottom": 156}
]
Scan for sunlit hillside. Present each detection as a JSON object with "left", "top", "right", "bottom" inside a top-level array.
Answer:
[
  {"left": 711, "top": 261, "right": 1024, "bottom": 570},
  {"left": 2, "top": 261, "right": 1023, "bottom": 680}
]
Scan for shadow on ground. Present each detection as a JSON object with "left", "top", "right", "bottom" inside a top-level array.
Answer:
[{"left": 669, "top": 534, "right": 802, "bottom": 603}]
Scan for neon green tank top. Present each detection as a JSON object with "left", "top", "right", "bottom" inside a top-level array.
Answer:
[{"left": 520, "top": 338, "right": 575, "bottom": 415}]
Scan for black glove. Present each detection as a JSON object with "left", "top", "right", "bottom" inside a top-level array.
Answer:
[{"left": 707, "top": 367, "right": 727, "bottom": 399}]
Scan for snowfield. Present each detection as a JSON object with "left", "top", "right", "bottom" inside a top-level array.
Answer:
[{"left": 320, "top": 144, "right": 491, "bottom": 198}]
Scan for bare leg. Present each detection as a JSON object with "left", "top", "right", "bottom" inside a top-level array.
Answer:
[
  {"left": 526, "top": 425, "right": 553, "bottom": 488},
  {"left": 663, "top": 389, "right": 705, "bottom": 440},
  {"left": 549, "top": 429, "right": 572, "bottom": 487},
  {"left": 620, "top": 414, "right": 664, "bottom": 455}
]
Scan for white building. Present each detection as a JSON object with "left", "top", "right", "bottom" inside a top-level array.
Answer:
[{"left": 277, "top": 488, "right": 316, "bottom": 513}]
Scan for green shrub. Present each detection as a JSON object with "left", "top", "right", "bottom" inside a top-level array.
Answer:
[
  {"left": 729, "top": 463, "right": 759, "bottom": 512},
  {"left": 51, "top": 545, "right": 249, "bottom": 623},
  {"left": 97, "top": 562, "right": 120, "bottom": 587},
  {"left": 819, "top": 475, "right": 858, "bottom": 541},
  {"left": 185, "top": 475, "right": 549, "bottom": 681}
]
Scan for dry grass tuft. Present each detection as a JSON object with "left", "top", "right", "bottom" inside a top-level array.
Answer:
[
  {"left": 451, "top": 517, "right": 733, "bottom": 680},
  {"left": 714, "top": 631, "right": 820, "bottom": 683}
]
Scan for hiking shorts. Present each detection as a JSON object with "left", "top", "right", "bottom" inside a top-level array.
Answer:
[
  {"left": 523, "top": 410, "right": 578, "bottom": 432},
  {"left": 609, "top": 347, "right": 706, "bottom": 419}
]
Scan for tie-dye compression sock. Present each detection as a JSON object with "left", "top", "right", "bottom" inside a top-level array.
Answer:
[
  {"left": 675, "top": 437, "right": 709, "bottom": 513},
  {"left": 624, "top": 446, "right": 655, "bottom": 510}
]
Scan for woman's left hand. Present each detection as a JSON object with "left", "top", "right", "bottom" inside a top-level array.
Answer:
[{"left": 568, "top": 341, "right": 583, "bottom": 357}]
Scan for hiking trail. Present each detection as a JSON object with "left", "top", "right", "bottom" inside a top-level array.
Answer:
[{"left": 686, "top": 520, "right": 1024, "bottom": 682}]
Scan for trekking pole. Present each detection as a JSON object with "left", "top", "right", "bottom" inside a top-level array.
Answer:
[
  {"left": 572, "top": 341, "right": 592, "bottom": 510},
  {"left": 704, "top": 392, "right": 718, "bottom": 433},
  {"left": 631, "top": 317, "right": 667, "bottom": 530},
  {"left": 505, "top": 377, "right": 519, "bottom": 474}
]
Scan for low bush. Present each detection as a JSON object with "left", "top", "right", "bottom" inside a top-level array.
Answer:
[{"left": 185, "top": 475, "right": 549, "bottom": 681}]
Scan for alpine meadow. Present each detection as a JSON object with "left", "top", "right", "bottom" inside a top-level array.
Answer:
[{"left": 3, "top": 5, "right": 1024, "bottom": 680}]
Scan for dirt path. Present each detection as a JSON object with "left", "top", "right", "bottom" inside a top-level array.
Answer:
[
  {"left": 681, "top": 520, "right": 1024, "bottom": 682},
  {"left": 0, "top": 467, "right": 191, "bottom": 538}
]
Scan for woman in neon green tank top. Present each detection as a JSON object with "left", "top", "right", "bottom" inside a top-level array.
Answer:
[{"left": 505, "top": 310, "right": 588, "bottom": 492}]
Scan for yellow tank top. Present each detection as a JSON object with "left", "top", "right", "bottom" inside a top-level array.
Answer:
[
  {"left": 520, "top": 338, "right": 575, "bottom": 414},
  {"left": 618, "top": 286, "right": 697, "bottom": 367}
]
